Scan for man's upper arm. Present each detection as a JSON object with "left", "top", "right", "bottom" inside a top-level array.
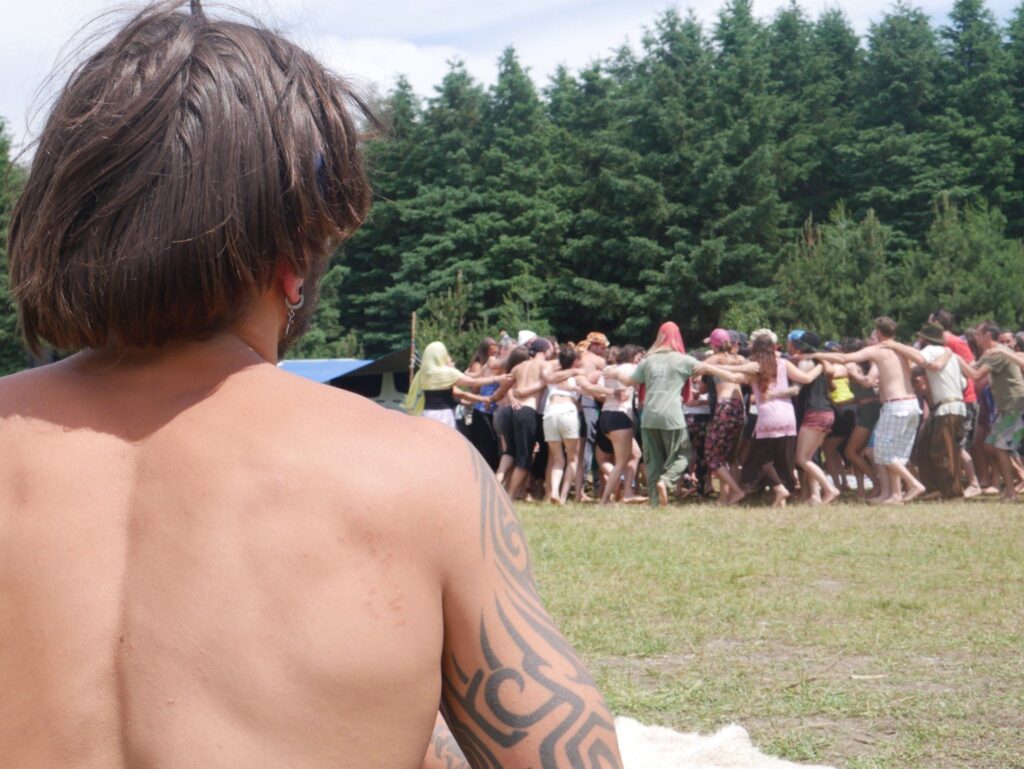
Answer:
[
  {"left": 843, "top": 347, "right": 872, "bottom": 364},
  {"left": 438, "top": 443, "right": 623, "bottom": 769}
]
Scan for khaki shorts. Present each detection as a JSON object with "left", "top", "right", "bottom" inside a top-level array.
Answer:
[{"left": 543, "top": 404, "right": 580, "bottom": 442}]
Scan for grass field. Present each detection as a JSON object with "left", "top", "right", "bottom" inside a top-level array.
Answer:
[{"left": 519, "top": 500, "right": 1024, "bottom": 769}]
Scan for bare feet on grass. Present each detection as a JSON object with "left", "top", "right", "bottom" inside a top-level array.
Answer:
[
  {"left": 656, "top": 481, "right": 669, "bottom": 506},
  {"left": 902, "top": 482, "right": 926, "bottom": 504},
  {"left": 771, "top": 485, "right": 790, "bottom": 508},
  {"left": 821, "top": 485, "right": 841, "bottom": 505}
]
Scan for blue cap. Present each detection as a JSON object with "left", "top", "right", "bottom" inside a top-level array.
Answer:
[{"left": 787, "top": 329, "right": 806, "bottom": 343}]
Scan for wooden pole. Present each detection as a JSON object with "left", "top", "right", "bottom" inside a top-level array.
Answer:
[{"left": 409, "top": 311, "right": 417, "bottom": 381}]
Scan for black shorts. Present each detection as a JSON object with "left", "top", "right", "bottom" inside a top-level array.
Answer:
[
  {"left": 512, "top": 406, "right": 539, "bottom": 469},
  {"left": 597, "top": 410, "right": 633, "bottom": 453},
  {"left": 830, "top": 404, "right": 857, "bottom": 440},
  {"left": 493, "top": 405, "right": 515, "bottom": 458},
  {"left": 855, "top": 400, "right": 882, "bottom": 431},
  {"left": 600, "top": 410, "right": 633, "bottom": 433}
]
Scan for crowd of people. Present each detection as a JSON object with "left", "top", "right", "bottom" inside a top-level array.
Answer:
[{"left": 404, "top": 310, "right": 1024, "bottom": 506}]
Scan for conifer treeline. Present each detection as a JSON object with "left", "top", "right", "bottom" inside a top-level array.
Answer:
[
  {"left": 2, "top": 0, "right": 1024, "bottom": 371},
  {"left": 328, "top": 0, "right": 1024, "bottom": 363}
]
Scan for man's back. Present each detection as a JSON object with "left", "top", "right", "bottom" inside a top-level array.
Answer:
[
  {"left": 0, "top": 342, "right": 445, "bottom": 769},
  {"left": 513, "top": 355, "right": 547, "bottom": 408}
]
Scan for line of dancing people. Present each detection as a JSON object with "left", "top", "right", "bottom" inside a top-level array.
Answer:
[{"left": 403, "top": 309, "right": 1024, "bottom": 505}]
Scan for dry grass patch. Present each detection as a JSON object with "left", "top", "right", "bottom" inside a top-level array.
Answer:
[{"left": 519, "top": 501, "right": 1024, "bottom": 769}]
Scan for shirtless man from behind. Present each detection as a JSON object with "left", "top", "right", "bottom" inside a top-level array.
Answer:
[
  {"left": 507, "top": 337, "right": 553, "bottom": 499},
  {"left": 815, "top": 317, "right": 926, "bottom": 504},
  {"left": 0, "top": 5, "right": 623, "bottom": 769}
]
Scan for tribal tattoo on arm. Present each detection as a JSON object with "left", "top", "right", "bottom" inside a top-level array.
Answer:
[
  {"left": 440, "top": 445, "right": 623, "bottom": 769},
  {"left": 427, "top": 718, "right": 471, "bottom": 769}
]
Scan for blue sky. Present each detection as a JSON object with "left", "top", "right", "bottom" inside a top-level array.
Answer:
[{"left": 2, "top": 0, "right": 1019, "bottom": 156}]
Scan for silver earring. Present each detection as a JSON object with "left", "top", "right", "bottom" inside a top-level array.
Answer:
[{"left": 284, "top": 288, "right": 305, "bottom": 337}]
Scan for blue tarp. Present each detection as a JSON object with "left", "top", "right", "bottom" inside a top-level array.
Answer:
[{"left": 278, "top": 358, "right": 372, "bottom": 383}]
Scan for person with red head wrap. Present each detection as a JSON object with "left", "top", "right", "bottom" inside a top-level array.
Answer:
[{"left": 608, "top": 322, "right": 755, "bottom": 505}]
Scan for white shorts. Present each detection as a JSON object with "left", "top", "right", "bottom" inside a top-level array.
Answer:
[
  {"left": 543, "top": 403, "right": 580, "bottom": 442},
  {"left": 874, "top": 399, "right": 921, "bottom": 465},
  {"left": 422, "top": 408, "right": 456, "bottom": 429}
]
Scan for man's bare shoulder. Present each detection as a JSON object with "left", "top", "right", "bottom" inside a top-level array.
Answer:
[{"left": 262, "top": 365, "right": 472, "bottom": 462}]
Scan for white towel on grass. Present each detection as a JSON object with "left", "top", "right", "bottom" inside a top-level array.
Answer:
[{"left": 615, "top": 717, "right": 837, "bottom": 769}]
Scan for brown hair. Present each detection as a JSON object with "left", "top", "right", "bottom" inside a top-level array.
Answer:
[
  {"left": 751, "top": 335, "right": 777, "bottom": 394},
  {"left": 8, "top": 0, "right": 374, "bottom": 354},
  {"left": 874, "top": 316, "right": 898, "bottom": 339}
]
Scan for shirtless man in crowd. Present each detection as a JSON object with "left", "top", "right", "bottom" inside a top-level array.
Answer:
[
  {"left": 507, "top": 337, "right": 553, "bottom": 499},
  {"left": 0, "top": 4, "right": 623, "bottom": 769},
  {"left": 815, "top": 317, "right": 926, "bottom": 504}
]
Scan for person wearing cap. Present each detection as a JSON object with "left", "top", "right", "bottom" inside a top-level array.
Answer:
[
  {"left": 701, "top": 328, "right": 750, "bottom": 503},
  {"left": 575, "top": 331, "right": 610, "bottom": 501},
  {"left": 817, "top": 317, "right": 927, "bottom": 504},
  {"left": 611, "top": 322, "right": 756, "bottom": 506},
  {"left": 882, "top": 323, "right": 967, "bottom": 498},
  {"left": 948, "top": 323, "right": 1024, "bottom": 501}
]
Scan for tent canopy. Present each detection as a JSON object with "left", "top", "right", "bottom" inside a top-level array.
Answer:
[
  {"left": 277, "top": 358, "right": 372, "bottom": 383},
  {"left": 278, "top": 350, "right": 410, "bottom": 384}
]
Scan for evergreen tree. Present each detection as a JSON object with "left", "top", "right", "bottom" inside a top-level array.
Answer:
[
  {"left": 932, "top": 0, "right": 1015, "bottom": 211},
  {"left": 899, "top": 195, "right": 1024, "bottom": 329},
  {"left": 847, "top": 3, "right": 947, "bottom": 238},
  {"left": 692, "top": 0, "right": 785, "bottom": 331},
  {"left": 773, "top": 206, "right": 895, "bottom": 339},
  {"left": 476, "top": 47, "right": 563, "bottom": 329},
  {"left": 1004, "top": 2, "right": 1024, "bottom": 234},
  {"left": 0, "top": 121, "right": 26, "bottom": 374}
]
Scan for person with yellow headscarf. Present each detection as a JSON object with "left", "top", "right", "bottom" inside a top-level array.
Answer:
[{"left": 404, "top": 341, "right": 508, "bottom": 428}]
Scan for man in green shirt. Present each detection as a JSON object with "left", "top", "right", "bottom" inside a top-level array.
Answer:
[
  {"left": 613, "top": 323, "right": 755, "bottom": 505},
  {"left": 956, "top": 323, "right": 1024, "bottom": 501}
]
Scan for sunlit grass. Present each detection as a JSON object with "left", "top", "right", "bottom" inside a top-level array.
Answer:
[{"left": 520, "top": 500, "right": 1024, "bottom": 769}]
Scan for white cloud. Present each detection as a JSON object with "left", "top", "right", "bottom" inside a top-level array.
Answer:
[
  {"left": 313, "top": 36, "right": 497, "bottom": 100},
  {"left": 2, "top": 0, "right": 1019, "bottom": 155}
]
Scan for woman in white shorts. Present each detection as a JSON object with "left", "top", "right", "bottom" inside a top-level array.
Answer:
[{"left": 542, "top": 346, "right": 583, "bottom": 504}]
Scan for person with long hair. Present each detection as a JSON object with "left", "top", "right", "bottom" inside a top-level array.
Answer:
[
  {"left": 790, "top": 332, "right": 840, "bottom": 505},
  {"left": 612, "top": 322, "right": 755, "bottom": 506},
  {"left": 738, "top": 333, "right": 823, "bottom": 506},
  {"left": 0, "top": 2, "right": 625, "bottom": 766},
  {"left": 541, "top": 346, "right": 583, "bottom": 504},
  {"left": 594, "top": 345, "right": 645, "bottom": 504}
]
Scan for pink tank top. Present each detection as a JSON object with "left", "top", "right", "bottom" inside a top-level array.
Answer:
[{"left": 753, "top": 358, "right": 797, "bottom": 438}]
